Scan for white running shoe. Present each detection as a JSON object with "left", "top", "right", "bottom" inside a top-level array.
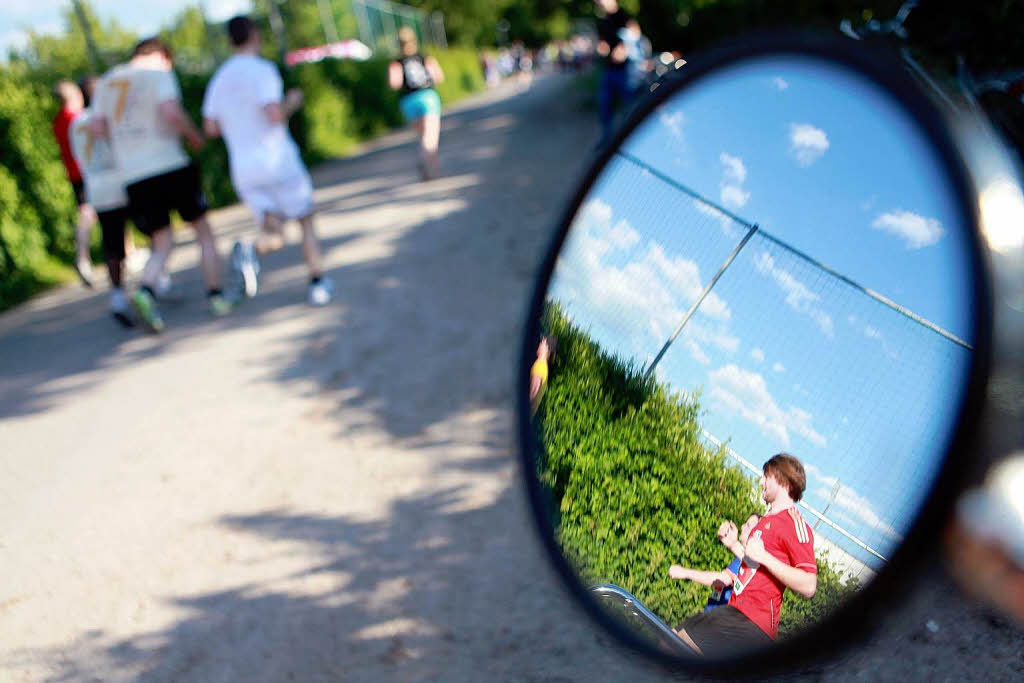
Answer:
[
  {"left": 124, "top": 248, "right": 150, "bottom": 276},
  {"left": 110, "top": 289, "right": 134, "bottom": 328},
  {"left": 308, "top": 276, "right": 335, "bottom": 306},
  {"left": 75, "top": 257, "right": 95, "bottom": 288},
  {"left": 231, "top": 240, "right": 261, "bottom": 298}
]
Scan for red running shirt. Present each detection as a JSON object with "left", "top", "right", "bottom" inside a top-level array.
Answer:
[
  {"left": 729, "top": 507, "right": 816, "bottom": 639},
  {"left": 53, "top": 106, "right": 83, "bottom": 183}
]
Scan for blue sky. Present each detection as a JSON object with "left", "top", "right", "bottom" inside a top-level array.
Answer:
[
  {"left": 0, "top": 0, "right": 252, "bottom": 55},
  {"left": 549, "top": 56, "right": 977, "bottom": 570}
]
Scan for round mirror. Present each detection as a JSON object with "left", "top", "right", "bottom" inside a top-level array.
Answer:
[{"left": 519, "top": 33, "right": 991, "bottom": 673}]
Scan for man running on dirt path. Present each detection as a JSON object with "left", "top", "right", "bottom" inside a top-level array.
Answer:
[
  {"left": 202, "top": 15, "right": 333, "bottom": 306},
  {"left": 92, "top": 37, "right": 231, "bottom": 332}
]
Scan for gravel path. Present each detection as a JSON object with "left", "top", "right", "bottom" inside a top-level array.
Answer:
[{"left": 1, "top": 74, "right": 1021, "bottom": 682}]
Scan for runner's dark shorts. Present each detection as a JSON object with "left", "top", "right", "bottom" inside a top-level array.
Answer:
[
  {"left": 71, "top": 180, "right": 87, "bottom": 207},
  {"left": 677, "top": 605, "right": 774, "bottom": 659},
  {"left": 125, "top": 162, "right": 208, "bottom": 236},
  {"left": 97, "top": 207, "right": 129, "bottom": 261}
]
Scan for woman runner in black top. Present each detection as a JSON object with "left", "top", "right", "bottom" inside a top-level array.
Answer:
[{"left": 389, "top": 27, "right": 445, "bottom": 180}]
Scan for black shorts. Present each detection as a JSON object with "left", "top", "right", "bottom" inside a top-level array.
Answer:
[
  {"left": 71, "top": 180, "right": 87, "bottom": 207},
  {"left": 677, "top": 605, "right": 773, "bottom": 659},
  {"left": 125, "top": 163, "right": 208, "bottom": 236},
  {"left": 97, "top": 207, "right": 129, "bottom": 261}
]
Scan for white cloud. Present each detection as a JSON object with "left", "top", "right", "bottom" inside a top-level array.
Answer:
[
  {"left": 861, "top": 324, "right": 899, "bottom": 359},
  {"left": 709, "top": 364, "right": 827, "bottom": 448},
  {"left": 753, "top": 251, "right": 834, "bottom": 337},
  {"left": 555, "top": 198, "right": 736, "bottom": 360},
  {"left": 686, "top": 339, "right": 711, "bottom": 366},
  {"left": 0, "top": 29, "right": 29, "bottom": 55},
  {"left": 659, "top": 108, "right": 685, "bottom": 143},
  {"left": 607, "top": 219, "right": 641, "bottom": 249},
  {"left": 721, "top": 185, "right": 751, "bottom": 209},
  {"left": 772, "top": 76, "right": 789, "bottom": 91},
  {"left": 205, "top": 0, "right": 255, "bottom": 21},
  {"left": 750, "top": 348, "right": 765, "bottom": 363},
  {"left": 789, "top": 123, "right": 830, "bottom": 167},
  {"left": 719, "top": 153, "right": 750, "bottom": 209},
  {"left": 871, "top": 210, "right": 944, "bottom": 249},
  {"left": 693, "top": 199, "right": 740, "bottom": 237},
  {"left": 720, "top": 153, "right": 747, "bottom": 184},
  {"left": 804, "top": 463, "right": 903, "bottom": 542},
  {"left": 773, "top": 362, "right": 785, "bottom": 373}
]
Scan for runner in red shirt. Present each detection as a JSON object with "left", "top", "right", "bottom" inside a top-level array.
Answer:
[
  {"left": 675, "top": 453, "right": 818, "bottom": 659},
  {"left": 53, "top": 80, "right": 98, "bottom": 287}
]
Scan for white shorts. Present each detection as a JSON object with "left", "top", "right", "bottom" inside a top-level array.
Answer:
[{"left": 237, "top": 171, "right": 314, "bottom": 223}]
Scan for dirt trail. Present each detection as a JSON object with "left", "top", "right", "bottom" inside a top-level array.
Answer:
[{"left": 1, "top": 74, "right": 1020, "bottom": 682}]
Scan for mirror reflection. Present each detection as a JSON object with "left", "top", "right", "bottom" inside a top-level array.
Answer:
[{"left": 530, "top": 55, "right": 977, "bottom": 660}]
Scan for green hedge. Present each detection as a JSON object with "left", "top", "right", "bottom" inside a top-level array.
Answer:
[
  {"left": 0, "top": 48, "right": 485, "bottom": 311},
  {"left": 0, "top": 70, "right": 78, "bottom": 308},
  {"left": 536, "top": 302, "right": 859, "bottom": 637}
]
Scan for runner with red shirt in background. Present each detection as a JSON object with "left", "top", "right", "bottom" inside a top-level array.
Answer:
[
  {"left": 675, "top": 453, "right": 817, "bottom": 659},
  {"left": 53, "top": 80, "right": 97, "bottom": 287}
]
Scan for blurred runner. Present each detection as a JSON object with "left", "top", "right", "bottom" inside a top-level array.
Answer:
[
  {"left": 668, "top": 514, "right": 761, "bottom": 612},
  {"left": 594, "top": 0, "right": 634, "bottom": 145},
  {"left": 202, "top": 15, "right": 333, "bottom": 306},
  {"left": 92, "top": 37, "right": 230, "bottom": 332},
  {"left": 52, "top": 80, "right": 96, "bottom": 287},
  {"left": 389, "top": 27, "right": 445, "bottom": 180},
  {"left": 529, "top": 335, "right": 556, "bottom": 416},
  {"left": 68, "top": 76, "right": 135, "bottom": 326}
]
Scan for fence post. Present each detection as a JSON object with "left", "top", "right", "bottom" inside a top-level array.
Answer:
[{"left": 643, "top": 223, "right": 759, "bottom": 381}]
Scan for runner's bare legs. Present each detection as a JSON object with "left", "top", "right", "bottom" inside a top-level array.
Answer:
[
  {"left": 298, "top": 214, "right": 323, "bottom": 278},
  {"left": 190, "top": 215, "right": 223, "bottom": 291}
]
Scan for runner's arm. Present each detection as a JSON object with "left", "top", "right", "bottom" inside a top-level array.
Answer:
[
  {"left": 529, "top": 372, "right": 543, "bottom": 402},
  {"left": 264, "top": 89, "right": 304, "bottom": 124},
  {"left": 388, "top": 61, "right": 403, "bottom": 90},
  {"left": 668, "top": 565, "right": 733, "bottom": 587},
  {"left": 744, "top": 535, "right": 817, "bottom": 598},
  {"left": 203, "top": 118, "right": 221, "bottom": 138},
  {"left": 425, "top": 56, "right": 445, "bottom": 84},
  {"left": 159, "top": 100, "right": 204, "bottom": 151}
]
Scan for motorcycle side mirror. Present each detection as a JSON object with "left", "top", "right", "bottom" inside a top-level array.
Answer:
[{"left": 517, "top": 31, "right": 1021, "bottom": 676}]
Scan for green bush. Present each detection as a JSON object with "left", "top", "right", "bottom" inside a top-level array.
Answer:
[
  {"left": 0, "top": 70, "right": 78, "bottom": 309},
  {"left": 536, "top": 302, "right": 860, "bottom": 636}
]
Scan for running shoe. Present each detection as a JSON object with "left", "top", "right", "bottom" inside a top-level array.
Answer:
[
  {"left": 208, "top": 292, "right": 235, "bottom": 317},
  {"left": 308, "top": 276, "right": 335, "bottom": 306},
  {"left": 231, "top": 240, "right": 261, "bottom": 298},
  {"left": 124, "top": 247, "right": 150, "bottom": 276},
  {"left": 132, "top": 288, "right": 165, "bottom": 333},
  {"left": 75, "top": 257, "right": 95, "bottom": 288},
  {"left": 154, "top": 273, "right": 186, "bottom": 304},
  {"left": 110, "top": 289, "right": 135, "bottom": 328}
]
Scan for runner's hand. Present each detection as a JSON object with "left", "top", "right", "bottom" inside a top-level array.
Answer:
[
  {"left": 668, "top": 564, "right": 688, "bottom": 580},
  {"left": 744, "top": 534, "right": 769, "bottom": 565},
  {"left": 717, "top": 520, "right": 738, "bottom": 547},
  {"left": 284, "top": 88, "right": 304, "bottom": 111}
]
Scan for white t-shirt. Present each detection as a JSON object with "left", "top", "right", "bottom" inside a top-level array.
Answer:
[
  {"left": 68, "top": 109, "right": 127, "bottom": 211},
  {"left": 94, "top": 63, "right": 190, "bottom": 185},
  {"left": 202, "top": 54, "right": 306, "bottom": 189}
]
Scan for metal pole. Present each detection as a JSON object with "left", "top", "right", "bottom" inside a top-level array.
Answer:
[
  {"left": 643, "top": 223, "right": 759, "bottom": 380},
  {"left": 267, "top": 0, "right": 288, "bottom": 67},
  {"left": 814, "top": 479, "right": 841, "bottom": 531},
  {"left": 352, "top": 0, "right": 374, "bottom": 50},
  {"left": 317, "top": 0, "right": 340, "bottom": 43},
  {"left": 431, "top": 11, "right": 447, "bottom": 49},
  {"left": 72, "top": 0, "right": 102, "bottom": 72}
]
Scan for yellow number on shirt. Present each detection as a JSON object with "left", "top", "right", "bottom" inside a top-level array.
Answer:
[{"left": 109, "top": 79, "right": 131, "bottom": 123}]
